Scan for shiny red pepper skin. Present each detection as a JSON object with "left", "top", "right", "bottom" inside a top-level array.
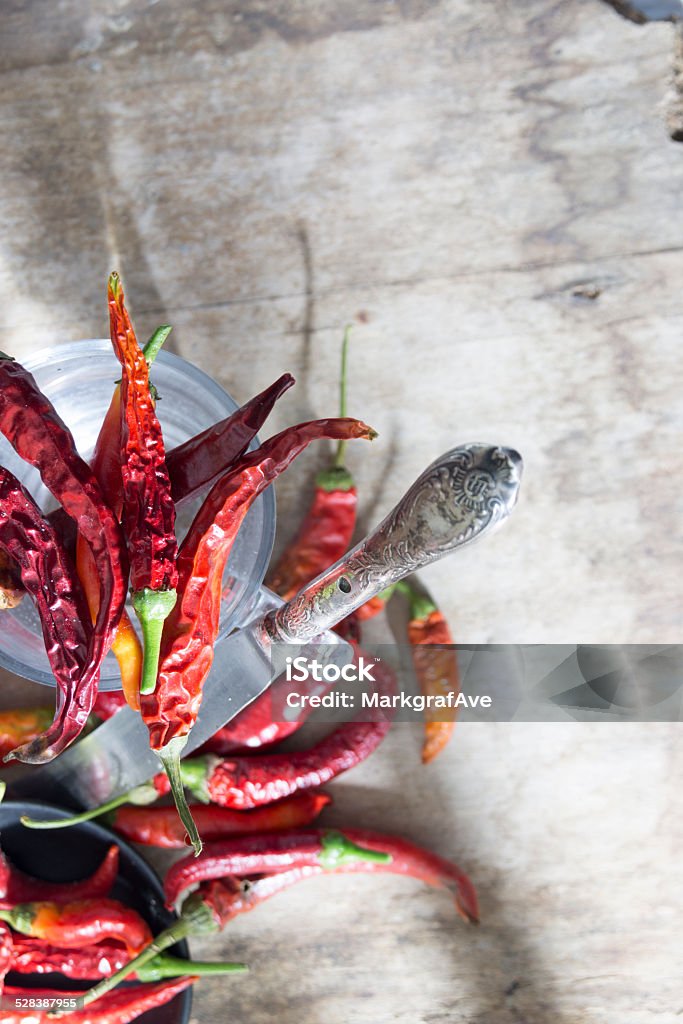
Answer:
[
  {"left": 142, "top": 417, "right": 376, "bottom": 752},
  {"left": 8, "top": 936, "right": 130, "bottom": 980},
  {"left": 196, "top": 718, "right": 390, "bottom": 810},
  {"left": 110, "top": 791, "right": 330, "bottom": 848},
  {"left": 0, "top": 468, "right": 96, "bottom": 762},
  {"left": 166, "top": 829, "right": 479, "bottom": 925},
  {"left": 167, "top": 373, "right": 295, "bottom": 505},
  {"left": 0, "top": 353, "right": 128, "bottom": 688},
  {"left": 0, "top": 844, "right": 119, "bottom": 910},
  {"left": 0, "top": 977, "right": 195, "bottom": 1024},
  {"left": 0, "top": 898, "right": 152, "bottom": 955},
  {"left": 0, "top": 922, "right": 12, "bottom": 993}
]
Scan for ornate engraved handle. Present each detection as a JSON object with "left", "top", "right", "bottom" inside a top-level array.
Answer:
[{"left": 262, "top": 443, "right": 523, "bottom": 644}]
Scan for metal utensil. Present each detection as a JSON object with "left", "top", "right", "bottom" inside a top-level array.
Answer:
[{"left": 11, "top": 443, "right": 522, "bottom": 809}]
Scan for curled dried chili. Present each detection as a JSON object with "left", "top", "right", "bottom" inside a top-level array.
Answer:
[
  {"left": 0, "top": 468, "right": 97, "bottom": 762},
  {"left": 108, "top": 273, "right": 178, "bottom": 699},
  {"left": 0, "top": 844, "right": 118, "bottom": 909},
  {"left": 0, "top": 351, "right": 128, "bottom": 694},
  {"left": 141, "top": 415, "right": 376, "bottom": 854}
]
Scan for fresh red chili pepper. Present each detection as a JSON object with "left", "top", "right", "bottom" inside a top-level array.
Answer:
[
  {"left": 267, "top": 328, "right": 358, "bottom": 602},
  {"left": 107, "top": 273, "right": 178, "bottom": 700},
  {"left": 0, "top": 351, "right": 128, "bottom": 687},
  {"left": 8, "top": 937, "right": 246, "bottom": 983},
  {"left": 166, "top": 372, "right": 295, "bottom": 505},
  {"left": 0, "top": 468, "right": 98, "bottom": 763},
  {"left": 1, "top": 977, "right": 196, "bottom": 1023},
  {"left": 167, "top": 828, "right": 479, "bottom": 925},
  {"left": 141, "top": 415, "right": 376, "bottom": 854},
  {"left": 400, "top": 581, "right": 459, "bottom": 764},
  {"left": 0, "top": 550, "right": 23, "bottom": 610},
  {"left": 0, "top": 898, "right": 152, "bottom": 955},
  {"left": 180, "top": 717, "right": 390, "bottom": 811},
  {"left": 108, "top": 791, "right": 331, "bottom": 848},
  {"left": 78, "top": 831, "right": 384, "bottom": 1004},
  {"left": 0, "top": 844, "right": 118, "bottom": 909},
  {"left": 0, "top": 708, "right": 53, "bottom": 761}
]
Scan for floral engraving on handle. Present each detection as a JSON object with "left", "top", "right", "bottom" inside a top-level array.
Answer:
[{"left": 268, "top": 443, "right": 522, "bottom": 643}]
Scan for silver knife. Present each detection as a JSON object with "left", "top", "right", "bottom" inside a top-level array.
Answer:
[{"left": 11, "top": 443, "right": 522, "bottom": 808}]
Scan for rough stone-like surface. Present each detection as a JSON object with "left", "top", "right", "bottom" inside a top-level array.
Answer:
[{"left": 0, "top": 3, "right": 681, "bottom": 1022}]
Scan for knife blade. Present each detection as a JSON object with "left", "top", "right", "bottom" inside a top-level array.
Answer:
[{"left": 10, "top": 442, "right": 522, "bottom": 809}]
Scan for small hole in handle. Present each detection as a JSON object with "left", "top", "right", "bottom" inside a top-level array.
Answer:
[{"left": 338, "top": 576, "right": 352, "bottom": 594}]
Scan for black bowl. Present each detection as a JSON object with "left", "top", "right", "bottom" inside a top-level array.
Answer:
[{"left": 0, "top": 801, "right": 192, "bottom": 1024}]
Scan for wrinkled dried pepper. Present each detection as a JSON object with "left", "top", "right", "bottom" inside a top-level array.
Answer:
[
  {"left": 141, "top": 415, "right": 376, "bottom": 855},
  {"left": 0, "top": 898, "right": 152, "bottom": 956},
  {"left": 108, "top": 273, "right": 178, "bottom": 699},
  {"left": 0, "top": 351, "right": 127, "bottom": 695},
  {"left": 1, "top": 977, "right": 197, "bottom": 1024},
  {"left": 76, "top": 326, "right": 171, "bottom": 711},
  {"left": 0, "top": 468, "right": 97, "bottom": 763},
  {"left": 0, "top": 844, "right": 118, "bottom": 909},
  {"left": 399, "top": 581, "right": 459, "bottom": 764}
]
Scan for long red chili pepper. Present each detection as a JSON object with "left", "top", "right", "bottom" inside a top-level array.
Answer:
[
  {"left": 78, "top": 831, "right": 385, "bottom": 1005},
  {"left": 0, "top": 898, "right": 152, "bottom": 956},
  {"left": 141, "top": 416, "right": 376, "bottom": 854},
  {"left": 0, "top": 351, "right": 128, "bottom": 690},
  {"left": 8, "top": 937, "right": 246, "bottom": 982},
  {"left": 108, "top": 273, "right": 178, "bottom": 699},
  {"left": 1, "top": 977, "right": 197, "bottom": 1023},
  {"left": 108, "top": 791, "right": 331, "bottom": 848},
  {"left": 399, "top": 581, "right": 459, "bottom": 764},
  {"left": 166, "top": 372, "right": 295, "bottom": 505},
  {"left": 166, "top": 828, "right": 479, "bottom": 925},
  {"left": 76, "top": 327, "right": 171, "bottom": 712},
  {"left": 0, "top": 844, "right": 119, "bottom": 909},
  {"left": 0, "top": 468, "right": 98, "bottom": 762},
  {"left": 180, "top": 718, "right": 390, "bottom": 810}
]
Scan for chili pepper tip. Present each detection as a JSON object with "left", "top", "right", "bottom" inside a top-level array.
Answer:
[{"left": 158, "top": 737, "right": 203, "bottom": 856}]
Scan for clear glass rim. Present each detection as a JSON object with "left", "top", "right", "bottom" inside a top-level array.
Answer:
[{"left": 0, "top": 339, "right": 276, "bottom": 686}]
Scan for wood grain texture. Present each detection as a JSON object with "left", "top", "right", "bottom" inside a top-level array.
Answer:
[{"left": 0, "top": 2, "right": 681, "bottom": 1022}]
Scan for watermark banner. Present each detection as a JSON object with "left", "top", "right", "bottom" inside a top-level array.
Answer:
[{"left": 268, "top": 643, "right": 683, "bottom": 723}]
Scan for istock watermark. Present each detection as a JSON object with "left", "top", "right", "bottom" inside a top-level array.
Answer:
[{"left": 269, "top": 644, "right": 683, "bottom": 724}]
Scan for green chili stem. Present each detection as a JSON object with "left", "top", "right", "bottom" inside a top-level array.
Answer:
[
  {"left": 142, "top": 325, "right": 172, "bottom": 365},
  {"left": 158, "top": 736, "right": 202, "bottom": 856},
  {"left": 136, "top": 953, "right": 247, "bottom": 982},
  {"left": 79, "top": 893, "right": 226, "bottom": 1007},
  {"left": 178, "top": 755, "right": 216, "bottom": 804},
  {"left": 132, "top": 587, "right": 177, "bottom": 696},
  {"left": 319, "top": 829, "right": 392, "bottom": 869},
  {"left": 20, "top": 781, "right": 159, "bottom": 830},
  {"left": 396, "top": 580, "right": 438, "bottom": 620},
  {"left": 333, "top": 325, "right": 352, "bottom": 469}
]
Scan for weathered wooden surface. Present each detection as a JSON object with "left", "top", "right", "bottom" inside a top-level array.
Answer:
[{"left": 0, "top": 2, "right": 681, "bottom": 1022}]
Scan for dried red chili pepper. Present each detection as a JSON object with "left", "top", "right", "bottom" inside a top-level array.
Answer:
[
  {"left": 0, "top": 351, "right": 128, "bottom": 691},
  {"left": 0, "top": 708, "right": 53, "bottom": 761},
  {"left": 168, "top": 828, "right": 479, "bottom": 925},
  {"left": 108, "top": 791, "right": 330, "bottom": 848},
  {"left": 0, "top": 898, "right": 152, "bottom": 955},
  {"left": 1, "top": 977, "right": 197, "bottom": 1023},
  {"left": 107, "top": 273, "right": 178, "bottom": 699},
  {"left": 78, "top": 831, "right": 384, "bottom": 1004},
  {"left": 400, "top": 581, "right": 459, "bottom": 764},
  {"left": 0, "top": 468, "right": 98, "bottom": 762},
  {"left": 267, "top": 328, "right": 358, "bottom": 601},
  {"left": 0, "top": 844, "right": 118, "bottom": 909},
  {"left": 179, "top": 717, "right": 390, "bottom": 811},
  {"left": 167, "top": 372, "right": 295, "bottom": 505},
  {"left": 9, "top": 937, "right": 246, "bottom": 982},
  {"left": 142, "top": 415, "right": 376, "bottom": 854}
]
